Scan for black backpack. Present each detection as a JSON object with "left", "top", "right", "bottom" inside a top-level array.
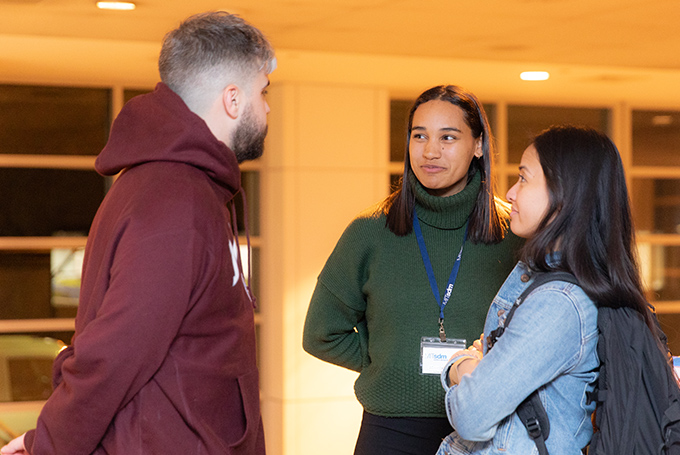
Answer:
[{"left": 487, "top": 271, "right": 680, "bottom": 455}]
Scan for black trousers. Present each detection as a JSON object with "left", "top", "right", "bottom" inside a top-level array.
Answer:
[{"left": 354, "top": 411, "right": 452, "bottom": 455}]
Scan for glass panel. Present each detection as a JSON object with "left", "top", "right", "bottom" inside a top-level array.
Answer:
[
  {"left": 632, "top": 110, "right": 680, "bottom": 167},
  {"left": 0, "top": 253, "right": 51, "bottom": 320},
  {"left": 51, "top": 247, "right": 84, "bottom": 313},
  {"left": 631, "top": 178, "right": 680, "bottom": 234},
  {"left": 0, "top": 249, "right": 82, "bottom": 322},
  {"left": 233, "top": 171, "right": 260, "bottom": 309},
  {"left": 0, "top": 168, "right": 106, "bottom": 236},
  {"left": 250, "top": 247, "right": 260, "bottom": 313},
  {"left": 390, "top": 99, "right": 412, "bottom": 163},
  {"left": 238, "top": 245, "right": 260, "bottom": 309},
  {"left": 0, "top": 85, "right": 110, "bottom": 155},
  {"left": 482, "top": 103, "right": 496, "bottom": 136},
  {"left": 255, "top": 324, "right": 261, "bottom": 370},
  {"left": 234, "top": 171, "right": 260, "bottom": 236},
  {"left": 390, "top": 173, "right": 402, "bottom": 192},
  {"left": 123, "top": 88, "right": 152, "bottom": 105},
  {"left": 0, "top": 335, "right": 64, "bottom": 403},
  {"left": 657, "top": 313, "right": 680, "bottom": 357},
  {"left": 636, "top": 244, "right": 680, "bottom": 301},
  {"left": 507, "top": 105, "right": 610, "bottom": 163},
  {"left": 9, "top": 358, "right": 55, "bottom": 401}
]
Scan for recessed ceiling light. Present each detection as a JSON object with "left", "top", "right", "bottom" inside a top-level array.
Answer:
[
  {"left": 520, "top": 71, "right": 549, "bottom": 81},
  {"left": 96, "top": 1, "right": 136, "bottom": 11}
]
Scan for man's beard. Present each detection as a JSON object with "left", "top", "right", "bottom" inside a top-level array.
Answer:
[{"left": 231, "top": 105, "right": 268, "bottom": 163}]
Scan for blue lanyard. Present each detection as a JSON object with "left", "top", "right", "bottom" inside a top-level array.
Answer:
[{"left": 413, "top": 211, "right": 468, "bottom": 342}]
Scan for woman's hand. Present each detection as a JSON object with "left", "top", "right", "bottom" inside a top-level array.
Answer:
[
  {"left": 1, "top": 433, "right": 27, "bottom": 454},
  {"left": 471, "top": 334, "right": 483, "bottom": 352},
  {"left": 448, "top": 334, "right": 484, "bottom": 385}
]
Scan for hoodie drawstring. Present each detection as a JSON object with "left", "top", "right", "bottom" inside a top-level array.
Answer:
[{"left": 229, "top": 188, "right": 258, "bottom": 309}]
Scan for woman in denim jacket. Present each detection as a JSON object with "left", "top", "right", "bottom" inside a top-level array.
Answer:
[{"left": 437, "top": 125, "right": 657, "bottom": 454}]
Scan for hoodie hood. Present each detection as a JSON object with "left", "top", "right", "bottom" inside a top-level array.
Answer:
[{"left": 96, "top": 82, "right": 240, "bottom": 196}]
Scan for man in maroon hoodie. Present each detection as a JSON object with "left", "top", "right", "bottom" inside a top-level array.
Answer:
[{"left": 1, "top": 11, "right": 275, "bottom": 455}]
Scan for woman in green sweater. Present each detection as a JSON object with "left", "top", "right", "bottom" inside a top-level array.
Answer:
[{"left": 303, "top": 85, "right": 522, "bottom": 455}]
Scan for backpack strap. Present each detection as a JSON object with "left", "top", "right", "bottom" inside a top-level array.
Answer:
[
  {"left": 517, "top": 393, "right": 551, "bottom": 455},
  {"left": 487, "top": 271, "right": 580, "bottom": 455},
  {"left": 487, "top": 271, "right": 578, "bottom": 349}
]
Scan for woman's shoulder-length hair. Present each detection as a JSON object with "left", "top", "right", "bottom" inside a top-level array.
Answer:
[{"left": 382, "top": 84, "right": 509, "bottom": 245}]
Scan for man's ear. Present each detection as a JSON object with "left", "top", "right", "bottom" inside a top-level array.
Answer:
[{"left": 223, "top": 85, "right": 240, "bottom": 119}]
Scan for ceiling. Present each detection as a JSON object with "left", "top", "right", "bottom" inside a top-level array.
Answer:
[{"left": 1, "top": 0, "right": 679, "bottom": 72}]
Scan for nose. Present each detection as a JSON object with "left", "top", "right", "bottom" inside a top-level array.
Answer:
[
  {"left": 423, "top": 140, "right": 441, "bottom": 159},
  {"left": 506, "top": 181, "right": 518, "bottom": 202}
]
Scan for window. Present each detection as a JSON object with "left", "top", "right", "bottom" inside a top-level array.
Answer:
[
  {"left": 0, "top": 85, "right": 109, "bottom": 156},
  {"left": 0, "top": 84, "right": 110, "bottom": 347},
  {"left": 506, "top": 105, "right": 610, "bottom": 163},
  {"left": 632, "top": 110, "right": 680, "bottom": 167},
  {"left": 631, "top": 109, "right": 680, "bottom": 353}
]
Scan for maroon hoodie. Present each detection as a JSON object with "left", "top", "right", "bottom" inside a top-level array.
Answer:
[{"left": 24, "top": 83, "right": 265, "bottom": 454}]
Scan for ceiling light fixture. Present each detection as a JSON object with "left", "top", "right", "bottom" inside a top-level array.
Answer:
[
  {"left": 96, "top": 1, "right": 136, "bottom": 11},
  {"left": 520, "top": 71, "right": 549, "bottom": 81}
]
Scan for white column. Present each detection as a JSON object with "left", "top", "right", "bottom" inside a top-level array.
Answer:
[{"left": 260, "top": 82, "right": 390, "bottom": 455}]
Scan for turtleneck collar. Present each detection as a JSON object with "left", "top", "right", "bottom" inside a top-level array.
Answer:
[{"left": 411, "top": 170, "right": 481, "bottom": 230}]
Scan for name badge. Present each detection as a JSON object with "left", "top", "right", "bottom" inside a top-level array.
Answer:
[{"left": 420, "top": 337, "right": 466, "bottom": 375}]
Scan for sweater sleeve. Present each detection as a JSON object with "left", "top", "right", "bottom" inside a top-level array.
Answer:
[
  {"left": 26, "top": 227, "right": 207, "bottom": 455},
  {"left": 302, "top": 217, "right": 375, "bottom": 372},
  {"left": 303, "top": 281, "right": 368, "bottom": 372}
]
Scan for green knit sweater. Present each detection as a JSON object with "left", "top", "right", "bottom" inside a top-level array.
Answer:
[{"left": 303, "top": 173, "right": 523, "bottom": 417}]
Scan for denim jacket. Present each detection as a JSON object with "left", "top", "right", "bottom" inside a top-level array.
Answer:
[{"left": 437, "top": 261, "right": 599, "bottom": 455}]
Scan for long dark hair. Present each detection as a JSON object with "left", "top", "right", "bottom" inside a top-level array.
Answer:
[
  {"left": 522, "top": 125, "right": 653, "bottom": 328},
  {"left": 383, "top": 85, "right": 508, "bottom": 244}
]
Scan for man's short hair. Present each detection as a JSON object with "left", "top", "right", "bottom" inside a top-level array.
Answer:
[{"left": 159, "top": 11, "right": 275, "bottom": 114}]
